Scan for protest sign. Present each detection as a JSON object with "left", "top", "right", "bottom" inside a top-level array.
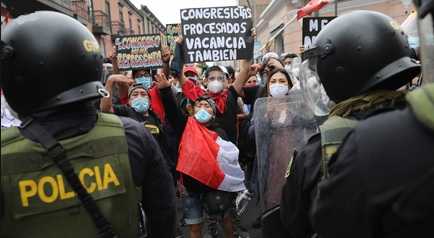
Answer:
[
  {"left": 165, "top": 23, "right": 182, "bottom": 53},
  {"left": 302, "top": 16, "right": 336, "bottom": 49},
  {"left": 114, "top": 34, "right": 162, "bottom": 71},
  {"left": 180, "top": 6, "right": 253, "bottom": 63},
  {"left": 167, "top": 23, "right": 182, "bottom": 36}
]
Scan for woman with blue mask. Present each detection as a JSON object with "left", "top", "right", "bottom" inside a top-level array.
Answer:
[{"left": 193, "top": 98, "right": 216, "bottom": 124}]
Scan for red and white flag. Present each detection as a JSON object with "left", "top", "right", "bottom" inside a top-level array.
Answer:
[
  {"left": 177, "top": 117, "right": 246, "bottom": 192},
  {"left": 1, "top": 3, "right": 12, "bottom": 29},
  {"left": 297, "top": 0, "right": 331, "bottom": 20}
]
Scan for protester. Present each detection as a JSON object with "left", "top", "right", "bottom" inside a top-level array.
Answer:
[
  {"left": 245, "top": 75, "right": 258, "bottom": 88},
  {"left": 261, "top": 52, "right": 284, "bottom": 79},
  {"left": 184, "top": 64, "right": 200, "bottom": 85},
  {"left": 262, "top": 68, "right": 293, "bottom": 98},
  {"left": 226, "top": 65, "right": 236, "bottom": 84},
  {"left": 133, "top": 69, "right": 153, "bottom": 90},
  {"left": 174, "top": 37, "right": 252, "bottom": 144},
  {"left": 158, "top": 70, "right": 247, "bottom": 237},
  {"left": 242, "top": 68, "right": 295, "bottom": 151},
  {"left": 281, "top": 53, "right": 298, "bottom": 66},
  {"left": 1, "top": 89, "right": 21, "bottom": 128},
  {"left": 240, "top": 53, "right": 287, "bottom": 113},
  {"left": 100, "top": 74, "right": 180, "bottom": 181},
  {"left": 238, "top": 66, "right": 300, "bottom": 237},
  {"left": 279, "top": 10, "right": 421, "bottom": 238},
  {"left": 0, "top": 11, "right": 176, "bottom": 238}
]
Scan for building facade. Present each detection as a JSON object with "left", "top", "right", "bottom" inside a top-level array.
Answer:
[
  {"left": 2, "top": 0, "right": 165, "bottom": 57},
  {"left": 141, "top": 5, "right": 166, "bottom": 34},
  {"left": 92, "top": 0, "right": 165, "bottom": 57},
  {"left": 248, "top": 0, "right": 414, "bottom": 59}
]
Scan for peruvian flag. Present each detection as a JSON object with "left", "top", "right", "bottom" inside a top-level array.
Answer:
[
  {"left": 1, "top": 3, "right": 12, "bottom": 28},
  {"left": 177, "top": 117, "right": 246, "bottom": 192},
  {"left": 297, "top": 0, "right": 331, "bottom": 20}
]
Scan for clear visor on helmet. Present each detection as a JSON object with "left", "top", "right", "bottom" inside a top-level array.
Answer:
[
  {"left": 417, "top": 10, "right": 434, "bottom": 84},
  {"left": 299, "top": 58, "right": 332, "bottom": 116},
  {"left": 401, "top": 12, "right": 419, "bottom": 49}
]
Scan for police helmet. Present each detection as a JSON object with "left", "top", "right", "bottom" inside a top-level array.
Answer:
[
  {"left": 1, "top": 11, "right": 106, "bottom": 116},
  {"left": 304, "top": 10, "right": 420, "bottom": 102}
]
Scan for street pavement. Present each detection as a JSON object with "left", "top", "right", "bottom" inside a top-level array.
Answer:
[{"left": 178, "top": 193, "right": 263, "bottom": 238}]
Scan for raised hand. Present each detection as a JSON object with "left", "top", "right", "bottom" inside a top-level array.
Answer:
[
  {"left": 108, "top": 74, "right": 134, "bottom": 86},
  {"left": 162, "top": 45, "right": 171, "bottom": 63},
  {"left": 154, "top": 73, "right": 171, "bottom": 89}
]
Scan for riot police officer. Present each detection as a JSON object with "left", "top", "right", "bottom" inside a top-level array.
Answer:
[
  {"left": 312, "top": 1, "right": 434, "bottom": 237},
  {"left": 0, "top": 11, "right": 176, "bottom": 238},
  {"left": 279, "top": 10, "right": 421, "bottom": 238}
]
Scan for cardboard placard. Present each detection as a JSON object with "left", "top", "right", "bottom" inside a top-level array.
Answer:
[
  {"left": 165, "top": 23, "right": 182, "bottom": 53},
  {"left": 302, "top": 16, "right": 336, "bottom": 50},
  {"left": 180, "top": 6, "right": 253, "bottom": 63},
  {"left": 114, "top": 34, "right": 163, "bottom": 71}
]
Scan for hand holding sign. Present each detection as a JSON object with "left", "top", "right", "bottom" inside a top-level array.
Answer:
[
  {"left": 161, "top": 45, "right": 171, "bottom": 63},
  {"left": 176, "top": 36, "right": 184, "bottom": 44}
]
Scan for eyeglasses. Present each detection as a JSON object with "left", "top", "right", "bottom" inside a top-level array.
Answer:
[{"left": 208, "top": 76, "right": 225, "bottom": 81}]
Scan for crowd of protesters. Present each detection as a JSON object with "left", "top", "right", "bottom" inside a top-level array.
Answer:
[
  {"left": 2, "top": 2, "right": 433, "bottom": 238},
  {"left": 91, "top": 33, "right": 307, "bottom": 237}
]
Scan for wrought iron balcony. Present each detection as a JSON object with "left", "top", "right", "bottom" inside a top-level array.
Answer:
[
  {"left": 93, "top": 10, "right": 111, "bottom": 35},
  {"left": 72, "top": 0, "right": 89, "bottom": 23},
  {"left": 111, "top": 21, "right": 126, "bottom": 35}
]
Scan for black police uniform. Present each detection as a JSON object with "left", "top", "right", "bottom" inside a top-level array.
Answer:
[
  {"left": 279, "top": 10, "right": 420, "bottom": 238},
  {"left": 0, "top": 10, "right": 176, "bottom": 237},
  {"left": 312, "top": 103, "right": 434, "bottom": 238},
  {"left": 279, "top": 103, "right": 406, "bottom": 237},
  {"left": 15, "top": 102, "right": 178, "bottom": 238}
]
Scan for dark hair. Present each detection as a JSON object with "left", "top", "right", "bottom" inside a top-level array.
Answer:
[
  {"left": 261, "top": 57, "right": 285, "bottom": 76},
  {"left": 128, "top": 84, "right": 147, "bottom": 98},
  {"left": 226, "top": 66, "right": 235, "bottom": 79},
  {"left": 194, "top": 95, "right": 217, "bottom": 115},
  {"left": 282, "top": 53, "right": 298, "bottom": 61},
  {"left": 205, "top": 66, "right": 224, "bottom": 78},
  {"left": 261, "top": 68, "right": 293, "bottom": 97},
  {"left": 262, "top": 56, "right": 284, "bottom": 67},
  {"left": 132, "top": 68, "right": 151, "bottom": 79}
]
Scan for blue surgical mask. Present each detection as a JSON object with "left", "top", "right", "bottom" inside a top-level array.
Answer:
[
  {"left": 408, "top": 36, "right": 419, "bottom": 49},
  {"left": 131, "top": 97, "right": 150, "bottom": 113},
  {"left": 194, "top": 109, "right": 212, "bottom": 124},
  {"left": 135, "top": 76, "right": 152, "bottom": 89}
]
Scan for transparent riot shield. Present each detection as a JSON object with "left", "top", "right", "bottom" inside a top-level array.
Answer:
[{"left": 253, "top": 92, "right": 317, "bottom": 213}]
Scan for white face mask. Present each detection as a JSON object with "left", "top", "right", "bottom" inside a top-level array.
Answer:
[
  {"left": 207, "top": 80, "right": 224, "bottom": 93},
  {"left": 269, "top": 83, "right": 289, "bottom": 98}
]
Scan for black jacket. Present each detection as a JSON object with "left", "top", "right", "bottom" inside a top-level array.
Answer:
[
  {"left": 18, "top": 102, "right": 177, "bottom": 238},
  {"left": 113, "top": 87, "right": 180, "bottom": 181},
  {"left": 280, "top": 102, "right": 405, "bottom": 238},
  {"left": 312, "top": 107, "right": 434, "bottom": 238}
]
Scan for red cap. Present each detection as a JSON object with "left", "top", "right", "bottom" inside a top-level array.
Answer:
[{"left": 183, "top": 65, "right": 198, "bottom": 76}]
